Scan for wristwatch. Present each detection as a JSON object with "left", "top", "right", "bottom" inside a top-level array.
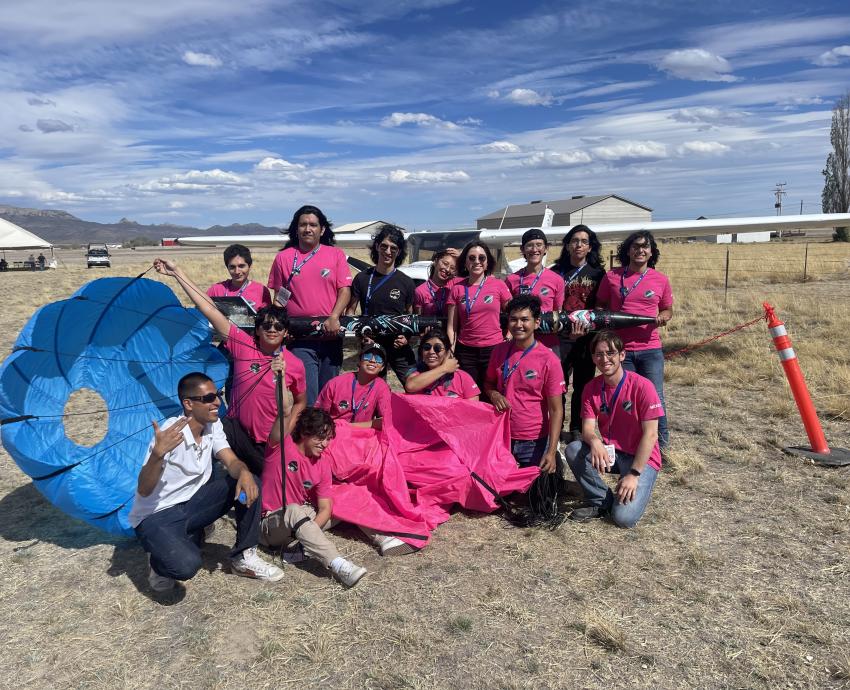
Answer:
[{"left": 628, "top": 468, "right": 641, "bottom": 477}]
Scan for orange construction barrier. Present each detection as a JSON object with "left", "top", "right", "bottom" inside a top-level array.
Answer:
[{"left": 763, "top": 302, "right": 829, "bottom": 454}]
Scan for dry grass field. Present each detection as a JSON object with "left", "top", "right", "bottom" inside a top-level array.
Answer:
[{"left": 1, "top": 241, "right": 849, "bottom": 689}]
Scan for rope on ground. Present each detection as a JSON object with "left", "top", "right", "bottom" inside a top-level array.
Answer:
[{"left": 664, "top": 313, "right": 766, "bottom": 361}]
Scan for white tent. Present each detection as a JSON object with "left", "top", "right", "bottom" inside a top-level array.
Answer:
[{"left": 0, "top": 217, "right": 52, "bottom": 250}]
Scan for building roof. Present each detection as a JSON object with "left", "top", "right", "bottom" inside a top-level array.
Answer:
[
  {"left": 477, "top": 194, "right": 652, "bottom": 221},
  {"left": 334, "top": 221, "right": 403, "bottom": 234}
]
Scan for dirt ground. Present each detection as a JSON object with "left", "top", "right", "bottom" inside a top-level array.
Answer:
[{"left": 0, "top": 246, "right": 848, "bottom": 689}]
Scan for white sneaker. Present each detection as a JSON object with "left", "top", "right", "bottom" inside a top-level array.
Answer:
[
  {"left": 231, "top": 547, "right": 284, "bottom": 582},
  {"left": 331, "top": 558, "right": 367, "bottom": 588},
  {"left": 378, "top": 536, "right": 416, "bottom": 557},
  {"left": 147, "top": 554, "right": 175, "bottom": 592}
]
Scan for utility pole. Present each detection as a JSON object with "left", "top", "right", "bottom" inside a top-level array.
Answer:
[{"left": 773, "top": 183, "right": 787, "bottom": 238}]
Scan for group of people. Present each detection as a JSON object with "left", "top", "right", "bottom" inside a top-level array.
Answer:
[{"left": 132, "top": 204, "right": 674, "bottom": 593}]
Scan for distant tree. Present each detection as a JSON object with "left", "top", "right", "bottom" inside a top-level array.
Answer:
[
  {"left": 123, "top": 236, "right": 158, "bottom": 248},
  {"left": 822, "top": 93, "right": 850, "bottom": 215}
]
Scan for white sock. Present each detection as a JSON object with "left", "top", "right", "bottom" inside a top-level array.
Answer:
[{"left": 330, "top": 556, "right": 346, "bottom": 572}]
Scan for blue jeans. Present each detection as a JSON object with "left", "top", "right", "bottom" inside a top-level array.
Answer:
[
  {"left": 290, "top": 339, "right": 344, "bottom": 406},
  {"left": 134, "top": 474, "right": 261, "bottom": 580},
  {"left": 511, "top": 437, "right": 549, "bottom": 468},
  {"left": 623, "top": 348, "right": 668, "bottom": 448},
  {"left": 564, "top": 441, "right": 658, "bottom": 528}
]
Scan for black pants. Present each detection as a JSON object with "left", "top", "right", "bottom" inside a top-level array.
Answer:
[
  {"left": 222, "top": 416, "right": 266, "bottom": 476},
  {"left": 375, "top": 335, "right": 417, "bottom": 387},
  {"left": 560, "top": 334, "right": 596, "bottom": 433},
  {"left": 455, "top": 342, "right": 495, "bottom": 397}
]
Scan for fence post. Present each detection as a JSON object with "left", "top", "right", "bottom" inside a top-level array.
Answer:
[
  {"left": 609, "top": 250, "right": 614, "bottom": 270},
  {"left": 802, "top": 243, "right": 809, "bottom": 282},
  {"left": 724, "top": 246, "right": 730, "bottom": 305}
]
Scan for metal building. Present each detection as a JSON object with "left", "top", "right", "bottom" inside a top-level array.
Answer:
[{"left": 477, "top": 194, "right": 652, "bottom": 230}]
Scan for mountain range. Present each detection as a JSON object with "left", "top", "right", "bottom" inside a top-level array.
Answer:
[{"left": 0, "top": 204, "right": 282, "bottom": 245}]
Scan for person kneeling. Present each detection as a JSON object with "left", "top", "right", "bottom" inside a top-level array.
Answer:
[
  {"left": 130, "top": 373, "right": 283, "bottom": 592},
  {"left": 259, "top": 407, "right": 367, "bottom": 588},
  {"left": 564, "top": 331, "right": 663, "bottom": 528}
]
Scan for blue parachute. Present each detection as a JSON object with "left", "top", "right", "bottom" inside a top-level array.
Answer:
[{"left": 0, "top": 277, "right": 228, "bottom": 536}]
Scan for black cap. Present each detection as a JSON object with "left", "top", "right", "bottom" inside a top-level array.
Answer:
[
  {"left": 360, "top": 341, "right": 387, "bottom": 361},
  {"left": 521, "top": 228, "right": 548, "bottom": 246}
]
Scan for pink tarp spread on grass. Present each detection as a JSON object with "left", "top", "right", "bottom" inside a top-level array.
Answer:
[{"left": 324, "top": 395, "right": 539, "bottom": 548}]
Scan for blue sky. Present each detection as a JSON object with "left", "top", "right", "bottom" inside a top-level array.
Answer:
[{"left": 1, "top": 0, "right": 849, "bottom": 229}]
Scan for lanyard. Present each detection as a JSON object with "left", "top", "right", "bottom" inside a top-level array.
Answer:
[
  {"left": 424, "top": 373, "right": 451, "bottom": 394},
  {"left": 562, "top": 263, "right": 585, "bottom": 285},
  {"left": 600, "top": 371, "right": 627, "bottom": 443},
  {"left": 426, "top": 280, "right": 448, "bottom": 313},
  {"left": 619, "top": 268, "right": 648, "bottom": 300},
  {"left": 350, "top": 375, "right": 376, "bottom": 421},
  {"left": 500, "top": 341, "right": 537, "bottom": 391},
  {"left": 288, "top": 246, "right": 321, "bottom": 285},
  {"left": 229, "top": 279, "right": 251, "bottom": 298},
  {"left": 365, "top": 269, "right": 396, "bottom": 314},
  {"left": 463, "top": 276, "right": 487, "bottom": 317},
  {"left": 518, "top": 268, "right": 543, "bottom": 294}
]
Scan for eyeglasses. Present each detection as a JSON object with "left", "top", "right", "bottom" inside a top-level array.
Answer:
[
  {"left": 260, "top": 321, "right": 286, "bottom": 332},
  {"left": 569, "top": 238, "right": 590, "bottom": 246},
  {"left": 421, "top": 343, "right": 445, "bottom": 354},
  {"left": 630, "top": 243, "right": 650, "bottom": 251},
  {"left": 592, "top": 350, "right": 621, "bottom": 360},
  {"left": 361, "top": 352, "right": 384, "bottom": 364},
  {"left": 379, "top": 243, "right": 400, "bottom": 253},
  {"left": 467, "top": 255, "right": 487, "bottom": 263},
  {"left": 186, "top": 390, "right": 223, "bottom": 404}
]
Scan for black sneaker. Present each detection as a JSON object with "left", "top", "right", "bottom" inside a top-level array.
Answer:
[{"left": 568, "top": 506, "right": 603, "bottom": 522}]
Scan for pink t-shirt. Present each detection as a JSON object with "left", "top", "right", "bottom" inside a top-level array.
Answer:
[
  {"left": 206, "top": 279, "right": 271, "bottom": 312},
  {"left": 580, "top": 371, "right": 664, "bottom": 470},
  {"left": 261, "top": 436, "right": 332, "bottom": 513},
  {"left": 449, "top": 277, "right": 512, "bottom": 347},
  {"left": 504, "top": 267, "right": 566, "bottom": 350},
  {"left": 596, "top": 267, "right": 673, "bottom": 351},
  {"left": 413, "top": 279, "right": 455, "bottom": 317},
  {"left": 406, "top": 368, "right": 479, "bottom": 399},
  {"left": 485, "top": 340, "right": 566, "bottom": 440},
  {"left": 224, "top": 324, "right": 306, "bottom": 443},
  {"left": 267, "top": 244, "right": 353, "bottom": 318},
  {"left": 315, "top": 372, "right": 392, "bottom": 424}
]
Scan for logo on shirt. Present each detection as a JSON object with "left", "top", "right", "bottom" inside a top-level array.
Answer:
[
  {"left": 540, "top": 287, "right": 549, "bottom": 295},
  {"left": 524, "top": 369, "right": 538, "bottom": 380},
  {"left": 250, "top": 363, "right": 261, "bottom": 374},
  {"left": 447, "top": 392, "right": 459, "bottom": 398},
  {"left": 303, "top": 480, "right": 313, "bottom": 490},
  {"left": 288, "top": 461, "right": 299, "bottom": 472},
  {"left": 622, "top": 400, "right": 633, "bottom": 411},
  {"left": 389, "top": 288, "right": 401, "bottom": 300},
  {"left": 483, "top": 295, "right": 494, "bottom": 304},
  {"left": 321, "top": 268, "right": 331, "bottom": 278},
  {"left": 648, "top": 402, "right": 662, "bottom": 410},
  {"left": 338, "top": 400, "right": 349, "bottom": 410},
  {"left": 644, "top": 290, "right": 655, "bottom": 298}
]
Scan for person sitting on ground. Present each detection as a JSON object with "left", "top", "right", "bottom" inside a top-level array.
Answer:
[
  {"left": 260, "top": 407, "right": 367, "bottom": 588},
  {"left": 564, "top": 331, "right": 663, "bottom": 528},
  {"left": 154, "top": 257, "right": 306, "bottom": 475},
  {"left": 404, "top": 330, "right": 479, "bottom": 400},
  {"left": 413, "top": 249, "right": 459, "bottom": 318},
  {"left": 484, "top": 294, "right": 565, "bottom": 471},
  {"left": 207, "top": 243, "right": 271, "bottom": 311},
  {"left": 315, "top": 341, "right": 392, "bottom": 429},
  {"left": 129, "top": 372, "right": 284, "bottom": 592}
]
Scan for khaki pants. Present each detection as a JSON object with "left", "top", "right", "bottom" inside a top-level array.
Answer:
[{"left": 260, "top": 504, "right": 340, "bottom": 567}]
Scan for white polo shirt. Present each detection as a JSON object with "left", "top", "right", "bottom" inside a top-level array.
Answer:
[{"left": 128, "top": 417, "right": 230, "bottom": 528}]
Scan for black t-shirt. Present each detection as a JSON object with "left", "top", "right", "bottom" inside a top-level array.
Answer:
[
  {"left": 351, "top": 267, "right": 415, "bottom": 316},
  {"left": 558, "top": 264, "right": 606, "bottom": 311}
]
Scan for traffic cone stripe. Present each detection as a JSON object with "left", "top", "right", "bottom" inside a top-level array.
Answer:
[{"left": 777, "top": 347, "right": 796, "bottom": 362}]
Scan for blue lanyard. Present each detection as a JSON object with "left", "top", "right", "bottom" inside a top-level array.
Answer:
[
  {"left": 463, "top": 276, "right": 487, "bottom": 317},
  {"left": 426, "top": 280, "right": 448, "bottom": 313},
  {"left": 424, "top": 372, "right": 451, "bottom": 394},
  {"left": 500, "top": 341, "right": 537, "bottom": 391},
  {"left": 288, "top": 246, "right": 321, "bottom": 285},
  {"left": 518, "top": 268, "right": 543, "bottom": 295},
  {"left": 619, "top": 268, "right": 648, "bottom": 300},
  {"left": 562, "top": 263, "right": 585, "bottom": 285},
  {"left": 601, "top": 371, "right": 627, "bottom": 442},
  {"left": 350, "top": 375, "right": 376, "bottom": 421},
  {"left": 365, "top": 269, "right": 396, "bottom": 314}
]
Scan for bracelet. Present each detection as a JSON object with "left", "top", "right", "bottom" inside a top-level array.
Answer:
[{"left": 628, "top": 468, "right": 641, "bottom": 477}]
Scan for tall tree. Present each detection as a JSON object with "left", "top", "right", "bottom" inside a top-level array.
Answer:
[{"left": 822, "top": 93, "right": 850, "bottom": 214}]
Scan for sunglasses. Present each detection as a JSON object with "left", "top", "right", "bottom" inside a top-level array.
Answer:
[
  {"left": 378, "top": 243, "right": 400, "bottom": 253},
  {"left": 361, "top": 352, "right": 384, "bottom": 364},
  {"left": 260, "top": 321, "right": 286, "bottom": 332},
  {"left": 421, "top": 343, "right": 445, "bottom": 354},
  {"left": 186, "top": 390, "right": 224, "bottom": 404},
  {"left": 467, "top": 254, "right": 487, "bottom": 263}
]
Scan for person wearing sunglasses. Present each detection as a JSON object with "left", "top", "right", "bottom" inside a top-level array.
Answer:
[
  {"left": 446, "top": 241, "right": 512, "bottom": 395},
  {"left": 154, "top": 258, "right": 307, "bottom": 475},
  {"left": 552, "top": 224, "right": 607, "bottom": 443},
  {"left": 504, "top": 229, "right": 565, "bottom": 356},
  {"left": 563, "top": 331, "right": 662, "bottom": 527},
  {"left": 268, "top": 206, "right": 352, "bottom": 406},
  {"left": 130, "top": 372, "right": 284, "bottom": 592},
  {"left": 595, "top": 231, "right": 673, "bottom": 448},
  {"left": 315, "top": 342, "right": 392, "bottom": 429},
  {"left": 413, "top": 249, "right": 459, "bottom": 318},
  {"left": 404, "top": 330, "right": 479, "bottom": 400},
  {"left": 347, "top": 224, "right": 417, "bottom": 385}
]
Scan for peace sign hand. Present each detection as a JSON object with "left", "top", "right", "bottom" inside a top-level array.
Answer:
[{"left": 151, "top": 417, "right": 188, "bottom": 459}]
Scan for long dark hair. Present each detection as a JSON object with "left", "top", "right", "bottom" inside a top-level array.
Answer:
[
  {"left": 457, "top": 241, "right": 496, "bottom": 278},
  {"left": 616, "top": 231, "right": 659, "bottom": 268},
  {"left": 554, "top": 224, "right": 604, "bottom": 274},
  {"left": 283, "top": 205, "right": 335, "bottom": 249},
  {"left": 428, "top": 249, "right": 457, "bottom": 280}
]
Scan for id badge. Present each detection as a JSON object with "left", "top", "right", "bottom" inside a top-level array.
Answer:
[
  {"left": 603, "top": 444, "right": 616, "bottom": 467},
  {"left": 275, "top": 286, "right": 291, "bottom": 307}
]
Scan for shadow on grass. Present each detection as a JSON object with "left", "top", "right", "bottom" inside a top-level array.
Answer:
[{"left": 665, "top": 341, "right": 736, "bottom": 360}]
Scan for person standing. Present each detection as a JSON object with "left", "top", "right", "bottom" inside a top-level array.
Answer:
[
  {"left": 207, "top": 244, "right": 271, "bottom": 311},
  {"left": 595, "top": 231, "right": 672, "bottom": 448},
  {"left": 268, "top": 206, "right": 352, "bottom": 405},
  {"left": 413, "top": 249, "right": 458, "bottom": 318}
]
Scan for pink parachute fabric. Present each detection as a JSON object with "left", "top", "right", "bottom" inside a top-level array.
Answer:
[{"left": 323, "top": 395, "right": 539, "bottom": 547}]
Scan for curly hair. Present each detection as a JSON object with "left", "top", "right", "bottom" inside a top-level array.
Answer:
[
  {"left": 554, "top": 224, "right": 605, "bottom": 273},
  {"left": 369, "top": 224, "right": 407, "bottom": 266},
  {"left": 292, "top": 407, "right": 337, "bottom": 442},
  {"left": 616, "top": 231, "right": 659, "bottom": 269}
]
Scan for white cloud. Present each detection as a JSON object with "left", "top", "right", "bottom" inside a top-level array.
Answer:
[
  {"left": 255, "top": 156, "right": 306, "bottom": 172},
  {"left": 204, "top": 149, "right": 281, "bottom": 163},
  {"left": 380, "top": 112, "right": 459, "bottom": 129},
  {"left": 27, "top": 96, "right": 55, "bottom": 106},
  {"left": 814, "top": 45, "right": 850, "bottom": 66},
  {"left": 592, "top": 140, "right": 668, "bottom": 161},
  {"left": 676, "top": 141, "right": 730, "bottom": 156},
  {"left": 388, "top": 169, "right": 470, "bottom": 184},
  {"left": 521, "top": 150, "right": 592, "bottom": 168},
  {"left": 658, "top": 48, "right": 738, "bottom": 82},
  {"left": 479, "top": 140, "right": 520, "bottom": 153},
  {"left": 777, "top": 96, "right": 824, "bottom": 107},
  {"left": 504, "top": 88, "right": 552, "bottom": 106},
  {"left": 36, "top": 118, "right": 73, "bottom": 133},
  {"left": 169, "top": 200, "right": 186, "bottom": 208},
  {"left": 670, "top": 107, "right": 745, "bottom": 125},
  {"left": 136, "top": 168, "right": 249, "bottom": 192},
  {"left": 182, "top": 50, "right": 223, "bottom": 68}
]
